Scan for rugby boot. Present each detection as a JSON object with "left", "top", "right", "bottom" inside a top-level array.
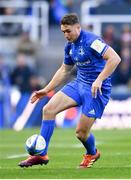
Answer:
[
  {"left": 18, "top": 154, "right": 49, "bottom": 167},
  {"left": 79, "top": 149, "right": 100, "bottom": 168}
]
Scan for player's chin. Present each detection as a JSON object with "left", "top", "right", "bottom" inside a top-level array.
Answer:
[
  {"left": 66, "top": 38, "right": 72, "bottom": 42},
  {"left": 69, "top": 40, "right": 74, "bottom": 43}
]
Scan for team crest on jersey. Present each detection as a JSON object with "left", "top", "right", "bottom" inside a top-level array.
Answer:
[
  {"left": 90, "top": 39, "right": 106, "bottom": 53},
  {"left": 79, "top": 47, "right": 84, "bottom": 56}
]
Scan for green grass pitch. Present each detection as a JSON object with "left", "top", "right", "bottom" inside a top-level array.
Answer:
[{"left": 0, "top": 128, "right": 131, "bottom": 179}]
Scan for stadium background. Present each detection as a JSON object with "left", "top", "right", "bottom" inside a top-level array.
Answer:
[
  {"left": 0, "top": 0, "right": 131, "bottom": 179},
  {"left": 0, "top": 0, "right": 131, "bottom": 130}
]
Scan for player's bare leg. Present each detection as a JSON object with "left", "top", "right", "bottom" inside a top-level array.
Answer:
[
  {"left": 42, "top": 91, "right": 77, "bottom": 120},
  {"left": 76, "top": 114, "right": 100, "bottom": 168},
  {"left": 18, "top": 91, "right": 77, "bottom": 167}
]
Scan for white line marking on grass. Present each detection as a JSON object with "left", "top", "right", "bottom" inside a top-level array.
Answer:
[
  {"left": 50, "top": 141, "right": 103, "bottom": 148},
  {"left": 6, "top": 153, "right": 28, "bottom": 159},
  {"left": 72, "top": 144, "right": 83, "bottom": 148},
  {"left": 5, "top": 141, "right": 103, "bottom": 159},
  {"left": 0, "top": 144, "right": 23, "bottom": 147}
]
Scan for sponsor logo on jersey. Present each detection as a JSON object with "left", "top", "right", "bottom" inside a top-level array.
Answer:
[
  {"left": 88, "top": 109, "right": 95, "bottom": 115},
  {"left": 90, "top": 39, "right": 106, "bottom": 53},
  {"left": 76, "top": 60, "right": 90, "bottom": 66}
]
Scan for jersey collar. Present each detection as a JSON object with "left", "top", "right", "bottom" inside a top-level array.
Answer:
[{"left": 74, "top": 30, "right": 84, "bottom": 44}]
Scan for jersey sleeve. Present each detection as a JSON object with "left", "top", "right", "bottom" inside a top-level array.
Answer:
[
  {"left": 64, "top": 43, "right": 75, "bottom": 65},
  {"left": 90, "top": 38, "right": 109, "bottom": 57}
]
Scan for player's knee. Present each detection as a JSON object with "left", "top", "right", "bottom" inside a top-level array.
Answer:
[{"left": 43, "top": 104, "right": 56, "bottom": 117}]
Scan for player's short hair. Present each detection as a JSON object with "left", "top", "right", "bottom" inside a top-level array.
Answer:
[{"left": 60, "top": 13, "right": 80, "bottom": 25}]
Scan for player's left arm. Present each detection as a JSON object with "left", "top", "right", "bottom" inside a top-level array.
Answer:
[
  {"left": 92, "top": 47, "right": 121, "bottom": 98},
  {"left": 98, "top": 46, "right": 121, "bottom": 81}
]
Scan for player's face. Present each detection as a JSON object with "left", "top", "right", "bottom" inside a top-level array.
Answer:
[{"left": 61, "top": 24, "right": 81, "bottom": 42}]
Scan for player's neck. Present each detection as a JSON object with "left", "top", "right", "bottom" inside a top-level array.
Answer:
[{"left": 73, "top": 28, "right": 82, "bottom": 43}]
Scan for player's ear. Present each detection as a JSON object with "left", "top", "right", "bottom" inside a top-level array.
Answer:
[
  {"left": 75, "top": 24, "right": 81, "bottom": 33},
  {"left": 76, "top": 23, "right": 81, "bottom": 29}
]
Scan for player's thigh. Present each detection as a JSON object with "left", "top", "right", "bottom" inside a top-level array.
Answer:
[
  {"left": 76, "top": 113, "right": 95, "bottom": 135},
  {"left": 44, "top": 91, "right": 78, "bottom": 114}
]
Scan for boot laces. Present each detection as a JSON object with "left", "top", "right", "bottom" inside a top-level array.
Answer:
[{"left": 81, "top": 154, "right": 95, "bottom": 167}]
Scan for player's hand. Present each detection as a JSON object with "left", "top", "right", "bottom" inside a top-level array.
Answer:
[
  {"left": 31, "top": 89, "right": 48, "bottom": 103},
  {"left": 91, "top": 79, "right": 102, "bottom": 98}
]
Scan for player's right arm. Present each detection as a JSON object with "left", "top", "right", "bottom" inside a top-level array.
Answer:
[{"left": 31, "top": 63, "right": 74, "bottom": 103}]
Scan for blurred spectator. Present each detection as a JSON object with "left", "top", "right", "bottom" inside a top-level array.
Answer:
[
  {"left": 0, "top": 7, "right": 22, "bottom": 37},
  {"left": 114, "top": 47, "right": 131, "bottom": 88},
  {"left": 49, "top": 0, "right": 71, "bottom": 24},
  {"left": 17, "top": 31, "right": 38, "bottom": 57},
  {"left": 102, "top": 23, "right": 131, "bottom": 96},
  {"left": 110, "top": 24, "right": 131, "bottom": 91},
  {"left": 10, "top": 53, "right": 37, "bottom": 93},
  {"left": 120, "top": 47, "right": 131, "bottom": 64},
  {"left": 17, "top": 30, "right": 43, "bottom": 68},
  {"left": 120, "top": 24, "right": 131, "bottom": 50},
  {"left": 112, "top": 61, "right": 131, "bottom": 88},
  {"left": 0, "top": 54, "right": 11, "bottom": 91},
  {"left": 29, "top": 74, "right": 42, "bottom": 92},
  {"left": 0, "top": 0, "right": 27, "bottom": 15},
  {"left": 0, "top": 54, "right": 11, "bottom": 127},
  {"left": 102, "top": 25, "right": 120, "bottom": 53}
]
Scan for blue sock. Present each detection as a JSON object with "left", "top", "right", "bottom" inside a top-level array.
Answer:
[
  {"left": 40, "top": 120, "right": 55, "bottom": 156},
  {"left": 81, "top": 133, "right": 96, "bottom": 155}
]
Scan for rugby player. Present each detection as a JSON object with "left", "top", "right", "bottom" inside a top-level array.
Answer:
[{"left": 19, "top": 13, "right": 121, "bottom": 168}]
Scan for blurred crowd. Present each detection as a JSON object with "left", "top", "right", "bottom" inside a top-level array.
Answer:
[
  {"left": 0, "top": 0, "right": 131, "bottom": 128},
  {"left": 0, "top": 0, "right": 131, "bottom": 91},
  {"left": 0, "top": 0, "right": 131, "bottom": 98},
  {"left": 0, "top": 0, "right": 83, "bottom": 28},
  {"left": 102, "top": 24, "right": 131, "bottom": 94}
]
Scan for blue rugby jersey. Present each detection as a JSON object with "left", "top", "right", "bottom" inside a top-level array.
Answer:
[{"left": 64, "top": 30, "right": 111, "bottom": 88}]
